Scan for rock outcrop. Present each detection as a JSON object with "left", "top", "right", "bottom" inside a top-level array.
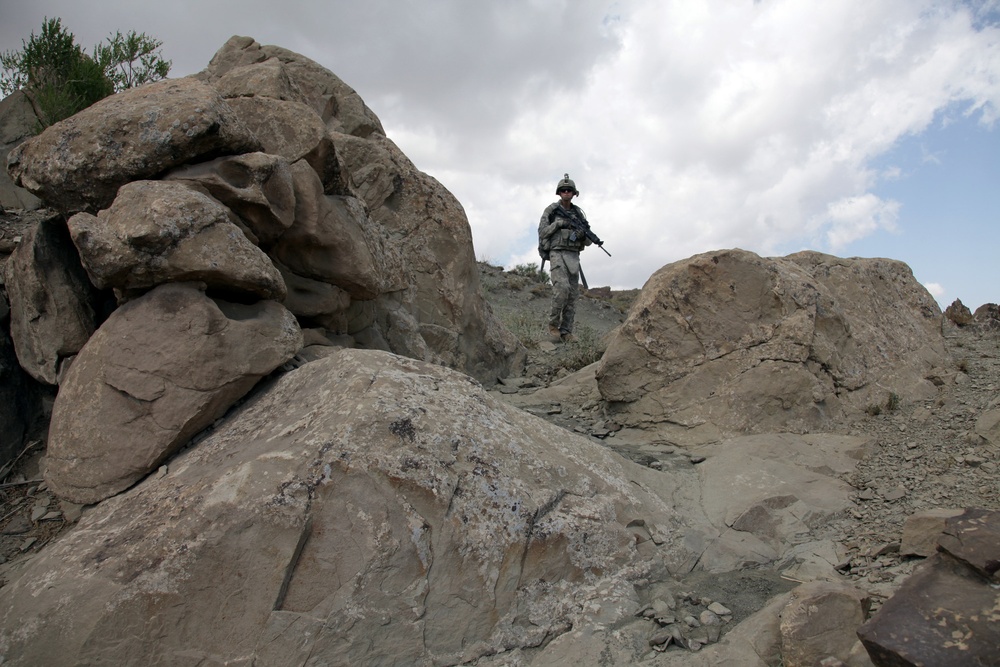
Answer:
[
  {"left": 2, "top": 35, "right": 522, "bottom": 502},
  {"left": 596, "top": 249, "right": 946, "bottom": 442},
  {"left": 3, "top": 212, "right": 100, "bottom": 385},
  {"left": 857, "top": 508, "right": 1000, "bottom": 666},
  {"left": 0, "top": 91, "right": 41, "bottom": 211},
  {"left": 7, "top": 78, "right": 262, "bottom": 214},
  {"left": 944, "top": 298, "right": 973, "bottom": 326},
  {"left": 0, "top": 349, "right": 684, "bottom": 666},
  {"left": 44, "top": 282, "right": 302, "bottom": 504}
]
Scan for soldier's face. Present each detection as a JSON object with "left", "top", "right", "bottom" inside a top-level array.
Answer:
[{"left": 558, "top": 188, "right": 574, "bottom": 202}]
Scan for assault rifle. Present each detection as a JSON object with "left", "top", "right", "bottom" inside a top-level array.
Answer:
[
  {"left": 539, "top": 207, "right": 611, "bottom": 288},
  {"left": 551, "top": 206, "right": 612, "bottom": 257}
]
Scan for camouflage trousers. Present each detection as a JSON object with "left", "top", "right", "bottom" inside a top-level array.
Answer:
[{"left": 548, "top": 250, "right": 582, "bottom": 334}]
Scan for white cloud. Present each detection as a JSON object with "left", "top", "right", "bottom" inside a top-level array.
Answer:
[
  {"left": 3, "top": 0, "right": 999, "bottom": 295},
  {"left": 924, "top": 282, "right": 946, "bottom": 299},
  {"left": 425, "top": 0, "right": 1000, "bottom": 289}
]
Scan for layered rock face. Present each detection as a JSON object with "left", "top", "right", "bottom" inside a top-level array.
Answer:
[
  {"left": 597, "top": 249, "right": 946, "bottom": 441},
  {"left": 0, "top": 349, "right": 683, "bottom": 666},
  {"left": 3, "top": 36, "right": 522, "bottom": 500}
]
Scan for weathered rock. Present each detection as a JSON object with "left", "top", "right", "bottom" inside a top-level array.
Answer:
[
  {"left": 3, "top": 213, "right": 99, "bottom": 384},
  {"left": 271, "top": 159, "right": 401, "bottom": 300},
  {"left": 943, "top": 298, "right": 973, "bottom": 326},
  {"left": 164, "top": 152, "right": 296, "bottom": 246},
  {"left": 597, "top": 250, "right": 945, "bottom": 438},
  {"left": 334, "top": 131, "right": 524, "bottom": 383},
  {"left": 1, "top": 349, "right": 685, "bottom": 665},
  {"left": 196, "top": 35, "right": 385, "bottom": 138},
  {"left": 212, "top": 57, "right": 307, "bottom": 103},
  {"left": 197, "top": 36, "right": 522, "bottom": 385},
  {"left": 0, "top": 90, "right": 42, "bottom": 211},
  {"left": 857, "top": 548, "right": 1000, "bottom": 666},
  {"left": 780, "top": 581, "right": 872, "bottom": 667},
  {"left": 974, "top": 407, "right": 1000, "bottom": 447},
  {"left": 7, "top": 78, "right": 262, "bottom": 213},
  {"left": 937, "top": 508, "right": 1000, "bottom": 580},
  {"left": 973, "top": 303, "right": 1000, "bottom": 330},
  {"left": 900, "top": 508, "right": 965, "bottom": 558},
  {"left": 274, "top": 259, "right": 352, "bottom": 318},
  {"left": 44, "top": 282, "right": 301, "bottom": 504},
  {"left": 687, "top": 434, "right": 867, "bottom": 572},
  {"left": 67, "top": 180, "right": 285, "bottom": 301},
  {"left": 225, "top": 96, "right": 343, "bottom": 193}
]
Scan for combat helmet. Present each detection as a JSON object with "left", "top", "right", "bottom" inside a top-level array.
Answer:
[{"left": 556, "top": 173, "right": 579, "bottom": 196}]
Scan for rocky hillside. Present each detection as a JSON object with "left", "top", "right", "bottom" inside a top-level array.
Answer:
[
  {"left": 1, "top": 34, "right": 997, "bottom": 665},
  {"left": 483, "top": 261, "right": 999, "bottom": 587}
]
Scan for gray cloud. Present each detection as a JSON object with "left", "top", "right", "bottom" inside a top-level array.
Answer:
[{"left": 3, "top": 0, "right": 1000, "bottom": 307}]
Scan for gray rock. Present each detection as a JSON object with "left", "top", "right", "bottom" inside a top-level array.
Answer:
[
  {"left": 1, "top": 349, "right": 684, "bottom": 665},
  {"left": 858, "top": 546, "right": 1000, "bottom": 666},
  {"left": 0, "top": 91, "right": 42, "bottom": 211},
  {"left": 44, "top": 282, "right": 301, "bottom": 504},
  {"left": 4, "top": 214, "right": 98, "bottom": 384},
  {"left": 196, "top": 36, "right": 384, "bottom": 139},
  {"left": 270, "top": 160, "right": 401, "bottom": 299},
  {"left": 596, "top": 250, "right": 945, "bottom": 440},
  {"left": 7, "top": 78, "right": 262, "bottom": 213},
  {"left": 937, "top": 508, "right": 1000, "bottom": 579},
  {"left": 779, "top": 581, "right": 871, "bottom": 667},
  {"left": 900, "top": 508, "right": 965, "bottom": 558},
  {"left": 68, "top": 180, "right": 286, "bottom": 300},
  {"left": 164, "top": 152, "right": 297, "bottom": 246}
]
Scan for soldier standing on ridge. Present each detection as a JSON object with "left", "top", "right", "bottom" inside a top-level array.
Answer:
[{"left": 538, "top": 173, "right": 592, "bottom": 342}]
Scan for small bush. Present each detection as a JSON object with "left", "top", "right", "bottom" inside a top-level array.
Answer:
[
  {"left": 509, "top": 262, "right": 549, "bottom": 284},
  {"left": 500, "top": 311, "right": 539, "bottom": 350},
  {"left": 957, "top": 358, "right": 969, "bottom": 373},
  {"left": 885, "top": 392, "right": 900, "bottom": 412},
  {"left": 562, "top": 325, "right": 604, "bottom": 371},
  {"left": 865, "top": 403, "right": 882, "bottom": 417}
]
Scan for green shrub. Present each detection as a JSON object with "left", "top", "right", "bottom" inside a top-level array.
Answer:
[
  {"left": 562, "top": 325, "right": 604, "bottom": 372},
  {"left": 500, "top": 311, "right": 540, "bottom": 350},
  {"left": 509, "top": 262, "right": 549, "bottom": 284},
  {"left": 1, "top": 17, "right": 170, "bottom": 129}
]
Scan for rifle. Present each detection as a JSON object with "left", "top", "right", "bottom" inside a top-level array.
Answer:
[{"left": 551, "top": 206, "right": 612, "bottom": 257}]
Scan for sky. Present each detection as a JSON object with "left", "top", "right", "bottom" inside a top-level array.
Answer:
[{"left": 3, "top": 1, "right": 1000, "bottom": 310}]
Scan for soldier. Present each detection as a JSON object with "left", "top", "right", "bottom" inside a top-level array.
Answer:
[{"left": 538, "top": 173, "right": 592, "bottom": 342}]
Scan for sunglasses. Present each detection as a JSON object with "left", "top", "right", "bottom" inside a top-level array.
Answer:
[{"left": 558, "top": 188, "right": 574, "bottom": 193}]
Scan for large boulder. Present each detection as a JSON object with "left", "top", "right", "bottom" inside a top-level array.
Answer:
[
  {"left": 44, "top": 282, "right": 301, "bottom": 504},
  {"left": 195, "top": 36, "right": 385, "bottom": 138},
  {"left": 67, "top": 180, "right": 286, "bottom": 300},
  {"left": 857, "top": 509, "right": 1000, "bottom": 666},
  {"left": 3, "top": 213, "right": 100, "bottom": 385},
  {"left": 196, "top": 35, "right": 522, "bottom": 384},
  {"left": 687, "top": 433, "right": 869, "bottom": 573},
  {"left": 333, "top": 130, "right": 522, "bottom": 381},
  {"left": 597, "top": 249, "right": 946, "bottom": 440},
  {"left": 163, "top": 152, "right": 297, "bottom": 246},
  {"left": 7, "top": 77, "right": 261, "bottom": 213},
  {"left": 269, "top": 159, "right": 403, "bottom": 300},
  {"left": 0, "top": 90, "right": 42, "bottom": 211},
  {"left": 779, "top": 581, "right": 872, "bottom": 667},
  {"left": 0, "top": 348, "right": 685, "bottom": 666}
]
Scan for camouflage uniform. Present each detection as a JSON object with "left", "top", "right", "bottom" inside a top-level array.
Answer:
[{"left": 539, "top": 199, "right": 592, "bottom": 337}]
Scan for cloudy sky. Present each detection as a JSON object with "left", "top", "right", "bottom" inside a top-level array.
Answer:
[{"left": 3, "top": 1, "right": 1000, "bottom": 309}]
